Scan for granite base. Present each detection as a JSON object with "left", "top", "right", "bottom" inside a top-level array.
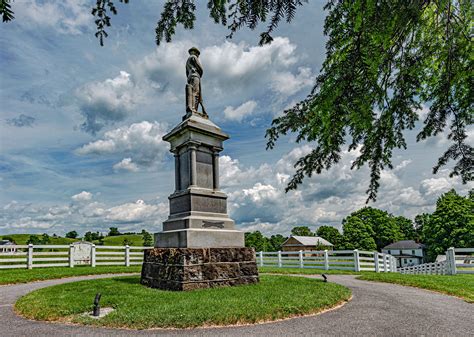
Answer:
[{"left": 140, "top": 247, "right": 259, "bottom": 291}]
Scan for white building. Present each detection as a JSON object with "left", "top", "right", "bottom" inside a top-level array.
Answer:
[
  {"left": 382, "top": 240, "right": 425, "bottom": 268},
  {"left": 0, "top": 240, "right": 16, "bottom": 253}
]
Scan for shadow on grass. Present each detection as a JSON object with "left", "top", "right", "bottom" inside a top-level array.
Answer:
[{"left": 110, "top": 276, "right": 141, "bottom": 285}]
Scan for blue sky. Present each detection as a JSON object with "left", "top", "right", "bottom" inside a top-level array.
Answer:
[{"left": 1, "top": 1, "right": 472, "bottom": 236}]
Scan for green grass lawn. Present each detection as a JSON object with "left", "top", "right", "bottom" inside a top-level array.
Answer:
[
  {"left": 15, "top": 275, "right": 351, "bottom": 329},
  {"left": 0, "top": 266, "right": 141, "bottom": 285},
  {"left": 358, "top": 273, "right": 474, "bottom": 303}
]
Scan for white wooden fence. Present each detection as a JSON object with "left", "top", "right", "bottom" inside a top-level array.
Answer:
[
  {"left": 0, "top": 243, "right": 148, "bottom": 269},
  {"left": 397, "top": 247, "right": 474, "bottom": 275},
  {"left": 257, "top": 249, "right": 398, "bottom": 273}
]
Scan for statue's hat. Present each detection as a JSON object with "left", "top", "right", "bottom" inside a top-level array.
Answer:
[{"left": 188, "top": 46, "right": 200, "bottom": 56}]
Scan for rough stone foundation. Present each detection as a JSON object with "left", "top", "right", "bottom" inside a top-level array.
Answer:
[{"left": 140, "top": 247, "right": 259, "bottom": 291}]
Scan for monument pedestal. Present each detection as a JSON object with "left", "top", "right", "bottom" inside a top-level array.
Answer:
[
  {"left": 141, "top": 247, "right": 258, "bottom": 291},
  {"left": 140, "top": 114, "right": 258, "bottom": 291}
]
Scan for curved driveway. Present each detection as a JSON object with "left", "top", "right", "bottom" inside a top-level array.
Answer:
[{"left": 0, "top": 274, "right": 473, "bottom": 336}]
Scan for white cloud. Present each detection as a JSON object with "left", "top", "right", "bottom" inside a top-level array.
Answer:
[
  {"left": 242, "top": 183, "right": 280, "bottom": 203},
  {"left": 113, "top": 158, "right": 139, "bottom": 172},
  {"left": 76, "top": 121, "right": 169, "bottom": 168},
  {"left": 129, "top": 37, "right": 312, "bottom": 120},
  {"left": 14, "top": 0, "right": 91, "bottom": 35},
  {"left": 76, "top": 71, "right": 146, "bottom": 134},
  {"left": 271, "top": 67, "right": 313, "bottom": 96},
  {"left": 71, "top": 191, "right": 92, "bottom": 202},
  {"left": 106, "top": 200, "right": 167, "bottom": 223},
  {"left": 223, "top": 100, "right": 257, "bottom": 122}
]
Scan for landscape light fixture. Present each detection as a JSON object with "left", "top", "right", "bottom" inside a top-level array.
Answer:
[{"left": 93, "top": 293, "right": 101, "bottom": 317}]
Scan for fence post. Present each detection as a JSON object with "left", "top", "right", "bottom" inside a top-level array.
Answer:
[
  {"left": 125, "top": 245, "right": 130, "bottom": 267},
  {"left": 259, "top": 251, "right": 264, "bottom": 267},
  {"left": 382, "top": 253, "right": 388, "bottom": 272},
  {"left": 27, "top": 243, "right": 33, "bottom": 269},
  {"left": 446, "top": 247, "right": 457, "bottom": 275},
  {"left": 374, "top": 252, "right": 379, "bottom": 273},
  {"left": 69, "top": 244, "right": 74, "bottom": 268},
  {"left": 91, "top": 244, "right": 96, "bottom": 267},
  {"left": 324, "top": 250, "right": 329, "bottom": 270},
  {"left": 299, "top": 250, "right": 304, "bottom": 268},
  {"left": 353, "top": 249, "right": 360, "bottom": 272},
  {"left": 277, "top": 250, "right": 282, "bottom": 268}
]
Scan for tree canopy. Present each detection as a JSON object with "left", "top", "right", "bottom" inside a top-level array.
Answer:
[
  {"left": 421, "top": 189, "right": 473, "bottom": 261},
  {"left": 290, "top": 226, "right": 315, "bottom": 237},
  {"left": 2, "top": 0, "right": 472, "bottom": 201},
  {"left": 316, "top": 225, "right": 343, "bottom": 248}
]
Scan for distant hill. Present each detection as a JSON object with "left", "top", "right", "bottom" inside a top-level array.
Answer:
[
  {"left": 0, "top": 233, "right": 152, "bottom": 247},
  {"left": 0, "top": 234, "right": 76, "bottom": 245},
  {"left": 95, "top": 234, "right": 147, "bottom": 246}
]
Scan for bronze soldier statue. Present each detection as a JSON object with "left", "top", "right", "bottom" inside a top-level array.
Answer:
[{"left": 185, "top": 47, "right": 208, "bottom": 119}]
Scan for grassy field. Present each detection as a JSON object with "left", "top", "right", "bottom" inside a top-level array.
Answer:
[
  {"left": 0, "top": 234, "right": 76, "bottom": 245},
  {"left": 96, "top": 234, "right": 145, "bottom": 246},
  {"left": 358, "top": 273, "right": 474, "bottom": 303},
  {"left": 0, "top": 266, "right": 142, "bottom": 285},
  {"left": 1, "top": 233, "right": 149, "bottom": 246},
  {"left": 15, "top": 275, "right": 351, "bottom": 329}
]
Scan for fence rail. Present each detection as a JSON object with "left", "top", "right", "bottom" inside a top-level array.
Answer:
[
  {"left": 257, "top": 249, "right": 397, "bottom": 273},
  {"left": 0, "top": 243, "right": 149, "bottom": 269},
  {"left": 397, "top": 247, "right": 474, "bottom": 275}
]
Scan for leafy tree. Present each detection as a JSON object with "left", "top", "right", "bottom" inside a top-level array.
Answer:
[
  {"left": 2, "top": 1, "right": 471, "bottom": 199},
  {"left": 108, "top": 227, "right": 121, "bottom": 236},
  {"left": 142, "top": 230, "right": 153, "bottom": 246},
  {"left": 414, "top": 213, "right": 431, "bottom": 242},
  {"left": 268, "top": 234, "right": 287, "bottom": 251},
  {"left": 290, "top": 226, "right": 315, "bottom": 237},
  {"left": 41, "top": 233, "right": 50, "bottom": 244},
  {"left": 316, "top": 225, "right": 343, "bottom": 248},
  {"left": 346, "top": 207, "right": 403, "bottom": 251},
  {"left": 84, "top": 231, "right": 102, "bottom": 242},
  {"left": 341, "top": 216, "right": 377, "bottom": 251},
  {"left": 65, "top": 231, "right": 78, "bottom": 239},
  {"left": 395, "top": 216, "right": 416, "bottom": 241},
  {"left": 123, "top": 238, "right": 133, "bottom": 246},
  {"left": 27, "top": 235, "right": 42, "bottom": 245},
  {"left": 245, "top": 231, "right": 271, "bottom": 252},
  {"left": 422, "top": 189, "right": 473, "bottom": 261}
]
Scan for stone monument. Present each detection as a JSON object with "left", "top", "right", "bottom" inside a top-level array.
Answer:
[{"left": 140, "top": 47, "right": 259, "bottom": 291}]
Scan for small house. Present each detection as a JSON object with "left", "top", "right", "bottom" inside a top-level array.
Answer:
[
  {"left": 0, "top": 239, "right": 16, "bottom": 253},
  {"left": 281, "top": 235, "right": 333, "bottom": 252},
  {"left": 382, "top": 240, "right": 425, "bottom": 268}
]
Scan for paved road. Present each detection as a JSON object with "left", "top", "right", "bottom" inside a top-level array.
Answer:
[{"left": 0, "top": 274, "right": 472, "bottom": 336}]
